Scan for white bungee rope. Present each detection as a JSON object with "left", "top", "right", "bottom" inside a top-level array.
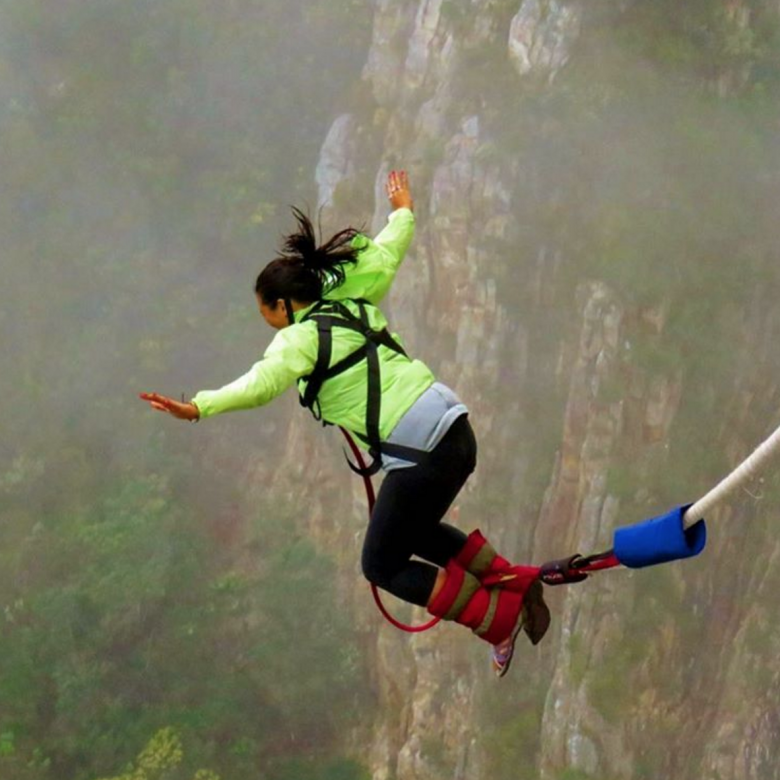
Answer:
[{"left": 683, "top": 421, "right": 780, "bottom": 529}]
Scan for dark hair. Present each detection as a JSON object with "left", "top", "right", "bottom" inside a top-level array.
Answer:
[{"left": 255, "top": 207, "right": 360, "bottom": 306}]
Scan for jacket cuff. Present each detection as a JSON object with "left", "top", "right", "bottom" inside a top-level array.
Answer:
[
  {"left": 389, "top": 207, "right": 414, "bottom": 222},
  {"left": 190, "top": 395, "right": 211, "bottom": 420}
]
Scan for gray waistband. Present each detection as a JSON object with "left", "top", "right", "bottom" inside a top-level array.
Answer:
[{"left": 382, "top": 382, "right": 469, "bottom": 471}]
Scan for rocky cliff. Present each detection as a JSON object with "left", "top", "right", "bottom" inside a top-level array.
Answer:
[{"left": 279, "top": 2, "right": 780, "bottom": 778}]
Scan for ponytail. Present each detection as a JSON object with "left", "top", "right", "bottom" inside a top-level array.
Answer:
[{"left": 255, "top": 208, "right": 360, "bottom": 306}]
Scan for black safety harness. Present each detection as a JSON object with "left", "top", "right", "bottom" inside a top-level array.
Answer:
[{"left": 297, "top": 298, "right": 430, "bottom": 475}]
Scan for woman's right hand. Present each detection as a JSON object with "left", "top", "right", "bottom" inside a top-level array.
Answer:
[
  {"left": 386, "top": 170, "right": 413, "bottom": 212},
  {"left": 139, "top": 392, "right": 200, "bottom": 421}
]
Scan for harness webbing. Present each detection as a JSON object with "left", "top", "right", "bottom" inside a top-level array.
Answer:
[{"left": 299, "top": 298, "right": 418, "bottom": 475}]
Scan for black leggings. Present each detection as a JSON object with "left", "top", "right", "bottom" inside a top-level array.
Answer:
[{"left": 361, "top": 414, "right": 477, "bottom": 606}]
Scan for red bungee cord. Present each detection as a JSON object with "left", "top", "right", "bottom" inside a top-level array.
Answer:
[{"left": 339, "top": 427, "right": 441, "bottom": 633}]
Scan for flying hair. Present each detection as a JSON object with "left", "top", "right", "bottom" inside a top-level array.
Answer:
[
  {"left": 279, "top": 207, "right": 360, "bottom": 289},
  {"left": 255, "top": 208, "right": 361, "bottom": 305}
]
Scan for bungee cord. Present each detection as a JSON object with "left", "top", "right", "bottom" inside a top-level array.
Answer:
[{"left": 682, "top": 421, "right": 780, "bottom": 529}]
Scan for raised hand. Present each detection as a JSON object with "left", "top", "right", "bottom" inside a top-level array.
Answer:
[
  {"left": 139, "top": 392, "right": 200, "bottom": 421},
  {"left": 385, "top": 169, "right": 413, "bottom": 212}
]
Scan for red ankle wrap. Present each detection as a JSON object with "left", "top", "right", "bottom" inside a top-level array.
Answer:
[
  {"left": 428, "top": 561, "right": 480, "bottom": 620},
  {"left": 455, "top": 529, "right": 511, "bottom": 577},
  {"left": 428, "top": 561, "right": 528, "bottom": 645}
]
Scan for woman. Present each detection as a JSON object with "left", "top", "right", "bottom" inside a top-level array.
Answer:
[{"left": 140, "top": 170, "right": 550, "bottom": 676}]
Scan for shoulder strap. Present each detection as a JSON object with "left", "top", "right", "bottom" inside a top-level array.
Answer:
[
  {"left": 300, "top": 316, "right": 333, "bottom": 419},
  {"left": 297, "top": 298, "right": 417, "bottom": 476},
  {"left": 359, "top": 300, "right": 383, "bottom": 463}
]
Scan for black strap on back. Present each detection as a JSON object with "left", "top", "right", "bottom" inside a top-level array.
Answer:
[{"left": 297, "top": 299, "right": 425, "bottom": 475}]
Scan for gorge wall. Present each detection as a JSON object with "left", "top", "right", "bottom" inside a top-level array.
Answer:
[{"left": 268, "top": 2, "right": 780, "bottom": 778}]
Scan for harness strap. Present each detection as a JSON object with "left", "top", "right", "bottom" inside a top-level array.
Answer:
[
  {"left": 300, "top": 318, "right": 333, "bottom": 419},
  {"left": 352, "top": 435, "right": 435, "bottom": 467},
  {"left": 319, "top": 343, "right": 370, "bottom": 382},
  {"left": 298, "top": 298, "right": 422, "bottom": 475},
  {"left": 284, "top": 298, "right": 295, "bottom": 327},
  {"left": 360, "top": 301, "right": 383, "bottom": 474}
]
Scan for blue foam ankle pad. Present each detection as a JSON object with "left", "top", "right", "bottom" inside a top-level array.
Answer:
[{"left": 613, "top": 504, "right": 707, "bottom": 569}]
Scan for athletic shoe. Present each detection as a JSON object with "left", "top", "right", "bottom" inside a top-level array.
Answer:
[
  {"left": 491, "top": 580, "right": 551, "bottom": 677},
  {"left": 491, "top": 615, "right": 525, "bottom": 678}
]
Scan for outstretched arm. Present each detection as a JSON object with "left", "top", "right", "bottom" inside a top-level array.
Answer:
[
  {"left": 333, "top": 170, "right": 415, "bottom": 305},
  {"left": 139, "top": 323, "right": 318, "bottom": 422}
]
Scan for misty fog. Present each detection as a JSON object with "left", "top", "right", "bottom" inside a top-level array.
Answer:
[{"left": 3, "top": 2, "right": 780, "bottom": 779}]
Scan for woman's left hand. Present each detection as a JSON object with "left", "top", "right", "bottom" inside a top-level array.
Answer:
[
  {"left": 139, "top": 392, "right": 200, "bottom": 421},
  {"left": 386, "top": 170, "right": 413, "bottom": 212}
]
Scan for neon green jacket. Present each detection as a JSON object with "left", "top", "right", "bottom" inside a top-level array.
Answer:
[{"left": 192, "top": 208, "right": 435, "bottom": 441}]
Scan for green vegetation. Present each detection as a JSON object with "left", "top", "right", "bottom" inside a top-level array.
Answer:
[
  {"left": 95, "top": 728, "right": 209, "bottom": 780},
  {"left": 0, "top": 483, "right": 366, "bottom": 779}
]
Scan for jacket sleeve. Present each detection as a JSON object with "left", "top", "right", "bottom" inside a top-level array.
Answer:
[
  {"left": 191, "top": 323, "right": 317, "bottom": 419},
  {"left": 331, "top": 208, "right": 415, "bottom": 305}
]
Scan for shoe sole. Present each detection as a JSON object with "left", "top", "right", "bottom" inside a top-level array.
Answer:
[{"left": 493, "top": 617, "right": 524, "bottom": 678}]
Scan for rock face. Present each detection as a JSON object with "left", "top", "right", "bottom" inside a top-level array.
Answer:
[
  {"left": 315, "top": 114, "right": 356, "bottom": 208},
  {"left": 277, "top": 1, "right": 780, "bottom": 778},
  {"left": 508, "top": 0, "right": 582, "bottom": 79}
]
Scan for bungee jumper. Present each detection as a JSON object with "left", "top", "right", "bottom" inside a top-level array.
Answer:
[
  {"left": 140, "top": 167, "right": 780, "bottom": 678},
  {"left": 141, "top": 170, "right": 551, "bottom": 677}
]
